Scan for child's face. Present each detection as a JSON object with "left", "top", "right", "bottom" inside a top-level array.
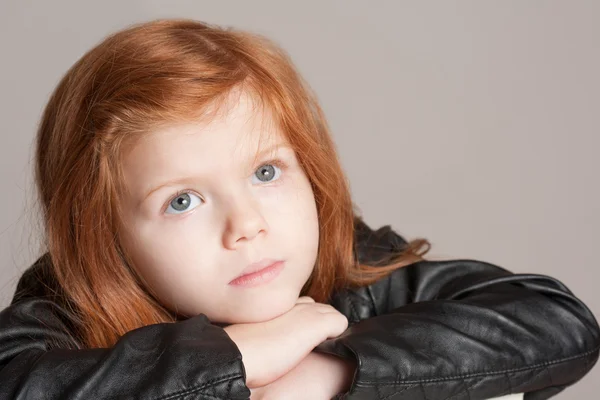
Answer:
[{"left": 117, "top": 91, "right": 320, "bottom": 324}]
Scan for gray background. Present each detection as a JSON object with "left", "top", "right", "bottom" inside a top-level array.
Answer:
[{"left": 1, "top": 0, "right": 598, "bottom": 397}]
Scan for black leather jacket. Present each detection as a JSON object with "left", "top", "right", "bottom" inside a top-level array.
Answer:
[{"left": 0, "top": 219, "right": 598, "bottom": 399}]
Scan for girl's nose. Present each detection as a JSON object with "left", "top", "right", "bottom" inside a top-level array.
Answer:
[{"left": 222, "top": 199, "right": 268, "bottom": 249}]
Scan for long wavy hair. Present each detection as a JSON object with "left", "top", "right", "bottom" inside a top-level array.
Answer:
[{"left": 33, "top": 18, "right": 431, "bottom": 349}]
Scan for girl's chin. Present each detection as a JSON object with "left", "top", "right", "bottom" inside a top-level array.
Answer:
[{"left": 215, "top": 302, "right": 295, "bottom": 325}]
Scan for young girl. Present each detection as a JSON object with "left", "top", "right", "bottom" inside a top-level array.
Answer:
[{"left": 0, "top": 18, "right": 598, "bottom": 400}]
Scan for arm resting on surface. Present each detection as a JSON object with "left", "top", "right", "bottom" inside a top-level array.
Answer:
[
  {"left": 0, "top": 298, "right": 250, "bottom": 399},
  {"left": 315, "top": 259, "right": 600, "bottom": 399}
]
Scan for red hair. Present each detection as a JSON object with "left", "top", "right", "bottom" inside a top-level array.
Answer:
[{"left": 34, "top": 18, "right": 431, "bottom": 349}]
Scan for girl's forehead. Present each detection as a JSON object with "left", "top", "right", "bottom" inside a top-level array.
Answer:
[
  {"left": 133, "top": 90, "right": 288, "bottom": 151},
  {"left": 119, "top": 96, "right": 294, "bottom": 196}
]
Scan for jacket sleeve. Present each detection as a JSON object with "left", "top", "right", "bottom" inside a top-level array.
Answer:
[
  {"left": 0, "top": 296, "right": 251, "bottom": 399},
  {"left": 314, "top": 228, "right": 600, "bottom": 400}
]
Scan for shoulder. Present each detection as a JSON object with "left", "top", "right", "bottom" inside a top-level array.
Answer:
[
  {"left": 10, "top": 252, "right": 57, "bottom": 305},
  {"left": 3, "top": 253, "right": 83, "bottom": 350},
  {"left": 353, "top": 216, "right": 408, "bottom": 265},
  {"left": 327, "top": 218, "right": 409, "bottom": 323}
]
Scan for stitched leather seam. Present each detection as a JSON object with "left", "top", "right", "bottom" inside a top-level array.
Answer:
[
  {"left": 353, "top": 345, "right": 600, "bottom": 386},
  {"left": 346, "top": 295, "right": 360, "bottom": 323},
  {"left": 365, "top": 282, "right": 379, "bottom": 317},
  {"left": 380, "top": 384, "right": 416, "bottom": 399},
  {"left": 442, "top": 375, "right": 481, "bottom": 400},
  {"left": 152, "top": 372, "right": 244, "bottom": 400}
]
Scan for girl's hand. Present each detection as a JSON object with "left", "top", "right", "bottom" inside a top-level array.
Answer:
[
  {"left": 249, "top": 351, "right": 357, "bottom": 400},
  {"left": 224, "top": 296, "right": 348, "bottom": 389}
]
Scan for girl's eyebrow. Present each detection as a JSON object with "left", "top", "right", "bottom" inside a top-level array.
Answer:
[{"left": 141, "top": 143, "right": 293, "bottom": 202}]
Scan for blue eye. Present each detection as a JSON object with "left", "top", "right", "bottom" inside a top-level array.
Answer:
[
  {"left": 251, "top": 161, "right": 284, "bottom": 184},
  {"left": 164, "top": 160, "right": 287, "bottom": 215},
  {"left": 165, "top": 191, "right": 203, "bottom": 215}
]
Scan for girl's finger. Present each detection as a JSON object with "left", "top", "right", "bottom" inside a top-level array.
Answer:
[{"left": 296, "top": 296, "right": 315, "bottom": 304}]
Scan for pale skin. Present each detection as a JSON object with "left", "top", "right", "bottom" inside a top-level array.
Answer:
[
  {"left": 117, "top": 89, "right": 356, "bottom": 397},
  {"left": 247, "top": 298, "right": 357, "bottom": 399},
  {"left": 250, "top": 345, "right": 357, "bottom": 399}
]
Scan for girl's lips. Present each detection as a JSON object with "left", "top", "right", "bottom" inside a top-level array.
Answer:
[{"left": 228, "top": 261, "right": 285, "bottom": 288}]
